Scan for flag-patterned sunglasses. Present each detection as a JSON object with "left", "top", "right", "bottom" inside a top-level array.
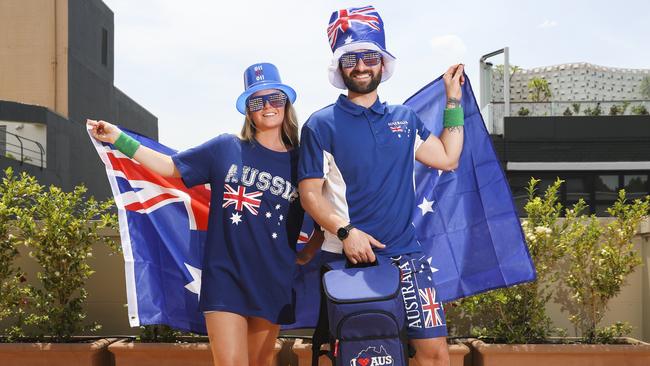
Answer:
[
  {"left": 339, "top": 50, "right": 382, "bottom": 69},
  {"left": 247, "top": 92, "right": 288, "bottom": 112}
]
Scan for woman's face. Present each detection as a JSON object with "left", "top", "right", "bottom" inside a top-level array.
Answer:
[{"left": 248, "top": 89, "right": 286, "bottom": 132}]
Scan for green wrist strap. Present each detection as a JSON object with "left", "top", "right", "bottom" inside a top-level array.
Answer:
[
  {"left": 114, "top": 132, "right": 141, "bottom": 158},
  {"left": 443, "top": 107, "right": 464, "bottom": 128}
]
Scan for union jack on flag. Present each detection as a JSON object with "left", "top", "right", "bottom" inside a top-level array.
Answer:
[
  {"left": 222, "top": 184, "right": 263, "bottom": 215},
  {"left": 390, "top": 126, "right": 403, "bottom": 133},
  {"left": 419, "top": 287, "right": 443, "bottom": 328},
  {"left": 101, "top": 150, "right": 210, "bottom": 230},
  {"left": 327, "top": 6, "right": 380, "bottom": 48}
]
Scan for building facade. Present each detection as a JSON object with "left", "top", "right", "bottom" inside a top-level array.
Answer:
[
  {"left": 0, "top": 0, "right": 157, "bottom": 199},
  {"left": 491, "top": 62, "right": 650, "bottom": 103}
]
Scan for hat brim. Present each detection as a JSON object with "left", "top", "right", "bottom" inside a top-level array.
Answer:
[
  {"left": 328, "top": 41, "right": 396, "bottom": 90},
  {"left": 236, "top": 83, "right": 297, "bottom": 114}
]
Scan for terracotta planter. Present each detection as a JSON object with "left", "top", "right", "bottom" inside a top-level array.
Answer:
[
  {"left": 471, "top": 338, "right": 650, "bottom": 366},
  {"left": 109, "top": 337, "right": 282, "bottom": 366},
  {"left": 285, "top": 337, "right": 471, "bottom": 366},
  {"left": 0, "top": 337, "right": 118, "bottom": 366}
]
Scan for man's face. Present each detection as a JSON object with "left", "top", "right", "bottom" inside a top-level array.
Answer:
[{"left": 340, "top": 49, "right": 383, "bottom": 94}]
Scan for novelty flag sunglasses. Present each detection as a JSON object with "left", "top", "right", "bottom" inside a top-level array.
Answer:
[
  {"left": 247, "top": 92, "right": 288, "bottom": 112},
  {"left": 339, "top": 50, "right": 383, "bottom": 69}
]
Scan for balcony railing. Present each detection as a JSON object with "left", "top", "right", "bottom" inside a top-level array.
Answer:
[
  {"left": 0, "top": 129, "right": 46, "bottom": 169},
  {"left": 483, "top": 100, "right": 650, "bottom": 135}
]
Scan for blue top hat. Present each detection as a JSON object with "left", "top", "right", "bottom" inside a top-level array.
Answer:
[
  {"left": 236, "top": 62, "right": 297, "bottom": 114},
  {"left": 326, "top": 5, "right": 396, "bottom": 89}
]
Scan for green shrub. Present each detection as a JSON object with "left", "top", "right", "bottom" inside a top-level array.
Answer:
[
  {"left": 631, "top": 105, "right": 649, "bottom": 115},
  {"left": 0, "top": 168, "right": 40, "bottom": 341},
  {"left": 450, "top": 179, "right": 649, "bottom": 344},
  {"left": 517, "top": 107, "right": 530, "bottom": 116},
  {"left": 556, "top": 191, "right": 649, "bottom": 343},
  {"left": 15, "top": 183, "right": 117, "bottom": 342}
]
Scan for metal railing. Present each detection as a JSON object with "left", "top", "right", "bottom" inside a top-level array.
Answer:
[
  {"left": 483, "top": 100, "right": 650, "bottom": 135},
  {"left": 0, "top": 129, "right": 46, "bottom": 169}
]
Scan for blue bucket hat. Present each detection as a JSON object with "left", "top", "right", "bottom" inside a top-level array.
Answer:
[
  {"left": 236, "top": 62, "right": 297, "bottom": 114},
  {"left": 327, "top": 5, "right": 396, "bottom": 89}
]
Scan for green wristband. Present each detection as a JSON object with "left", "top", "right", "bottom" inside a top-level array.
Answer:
[
  {"left": 443, "top": 107, "right": 464, "bottom": 128},
  {"left": 114, "top": 132, "right": 141, "bottom": 158}
]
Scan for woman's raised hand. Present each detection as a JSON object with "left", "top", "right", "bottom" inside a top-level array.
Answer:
[{"left": 87, "top": 119, "right": 121, "bottom": 144}]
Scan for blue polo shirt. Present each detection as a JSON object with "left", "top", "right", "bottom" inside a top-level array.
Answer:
[{"left": 299, "top": 94, "right": 431, "bottom": 257}]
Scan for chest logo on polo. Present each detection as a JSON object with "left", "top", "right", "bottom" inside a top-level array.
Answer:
[{"left": 387, "top": 120, "right": 410, "bottom": 139}]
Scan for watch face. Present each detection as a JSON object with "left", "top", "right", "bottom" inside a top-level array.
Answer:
[{"left": 337, "top": 227, "right": 348, "bottom": 239}]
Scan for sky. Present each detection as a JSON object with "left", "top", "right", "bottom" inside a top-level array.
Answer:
[{"left": 102, "top": 0, "right": 650, "bottom": 150}]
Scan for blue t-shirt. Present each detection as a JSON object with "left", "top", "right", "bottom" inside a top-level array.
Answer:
[
  {"left": 172, "top": 134, "right": 302, "bottom": 324},
  {"left": 299, "top": 95, "right": 430, "bottom": 257}
]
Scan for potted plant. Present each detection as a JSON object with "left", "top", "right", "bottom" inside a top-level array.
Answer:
[
  {"left": 457, "top": 179, "right": 650, "bottom": 366},
  {"left": 0, "top": 168, "right": 120, "bottom": 366},
  {"left": 109, "top": 325, "right": 284, "bottom": 366}
]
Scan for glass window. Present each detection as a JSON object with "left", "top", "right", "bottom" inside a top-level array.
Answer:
[
  {"left": 595, "top": 175, "right": 619, "bottom": 216},
  {"left": 508, "top": 175, "right": 532, "bottom": 216},
  {"left": 624, "top": 175, "right": 649, "bottom": 200},
  {"left": 595, "top": 175, "right": 618, "bottom": 201},
  {"left": 565, "top": 176, "right": 589, "bottom": 210}
]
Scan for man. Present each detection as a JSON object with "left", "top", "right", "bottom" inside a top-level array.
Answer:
[{"left": 298, "top": 5, "right": 465, "bottom": 365}]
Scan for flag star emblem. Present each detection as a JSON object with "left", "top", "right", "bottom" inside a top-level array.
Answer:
[
  {"left": 265, "top": 211, "right": 272, "bottom": 219},
  {"left": 275, "top": 204, "right": 281, "bottom": 210},
  {"left": 279, "top": 214, "right": 284, "bottom": 221},
  {"left": 344, "top": 35, "right": 353, "bottom": 44},
  {"left": 418, "top": 197, "right": 435, "bottom": 215},
  {"left": 230, "top": 212, "right": 242, "bottom": 225},
  {"left": 426, "top": 257, "right": 439, "bottom": 274},
  {"left": 272, "top": 232, "right": 278, "bottom": 239},
  {"left": 184, "top": 263, "right": 202, "bottom": 299},
  {"left": 398, "top": 134, "right": 402, "bottom": 138}
]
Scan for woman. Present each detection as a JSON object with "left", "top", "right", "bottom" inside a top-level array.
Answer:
[{"left": 88, "top": 62, "right": 321, "bottom": 366}]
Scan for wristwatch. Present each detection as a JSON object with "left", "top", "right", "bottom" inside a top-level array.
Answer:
[{"left": 337, "top": 224, "right": 355, "bottom": 240}]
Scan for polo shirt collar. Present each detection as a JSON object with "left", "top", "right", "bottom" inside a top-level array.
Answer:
[{"left": 336, "top": 94, "right": 387, "bottom": 116}]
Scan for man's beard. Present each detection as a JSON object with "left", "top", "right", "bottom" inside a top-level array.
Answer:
[{"left": 342, "top": 68, "right": 382, "bottom": 94}]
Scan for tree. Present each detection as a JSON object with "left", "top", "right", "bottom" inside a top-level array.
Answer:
[
  {"left": 17, "top": 184, "right": 117, "bottom": 341},
  {"left": 572, "top": 103, "right": 581, "bottom": 115},
  {"left": 0, "top": 168, "right": 40, "bottom": 340},
  {"left": 557, "top": 191, "right": 649, "bottom": 342},
  {"left": 494, "top": 64, "right": 522, "bottom": 82},
  {"left": 631, "top": 104, "right": 649, "bottom": 115},
  {"left": 528, "top": 77, "right": 552, "bottom": 102},
  {"left": 640, "top": 76, "right": 650, "bottom": 100}
]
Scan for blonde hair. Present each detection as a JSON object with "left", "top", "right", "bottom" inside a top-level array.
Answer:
[{"left": 240, "top": 100, "right": 300, "bottom": 149}]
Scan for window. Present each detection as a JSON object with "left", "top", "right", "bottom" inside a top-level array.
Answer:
[
  {"left": 624, "top": 175, "right": 649, "bottom": 200},
  {"left": 566, "top": 176, "right": 589, "bottom": 209},
  {"left": 101, "top": 28, "right": 108, "bottom": 66},
  {"left": 507, "top": 172, "right": 650, "bottom": 217},
  {"left": 594, "top": 175, "right": 618, "bottom": 216}
]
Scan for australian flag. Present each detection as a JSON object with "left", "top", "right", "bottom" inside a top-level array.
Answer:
[
  {"left": 89, "top": 128, "right": 211, "bottom": 334},
  {"left": 404, "top": 74, "right": 536, "bottom": 303},
  {"left": 89, "top": 73, "right": 535, "bottom": 333}
]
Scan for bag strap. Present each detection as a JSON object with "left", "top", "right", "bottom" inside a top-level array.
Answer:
[{"left": 312, "top": 264, "right": 334, "bottom": 366}]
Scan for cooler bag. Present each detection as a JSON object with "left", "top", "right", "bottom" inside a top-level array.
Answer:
[{"left": 321, "top": 263, "right": 408, "bottom": 366}]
